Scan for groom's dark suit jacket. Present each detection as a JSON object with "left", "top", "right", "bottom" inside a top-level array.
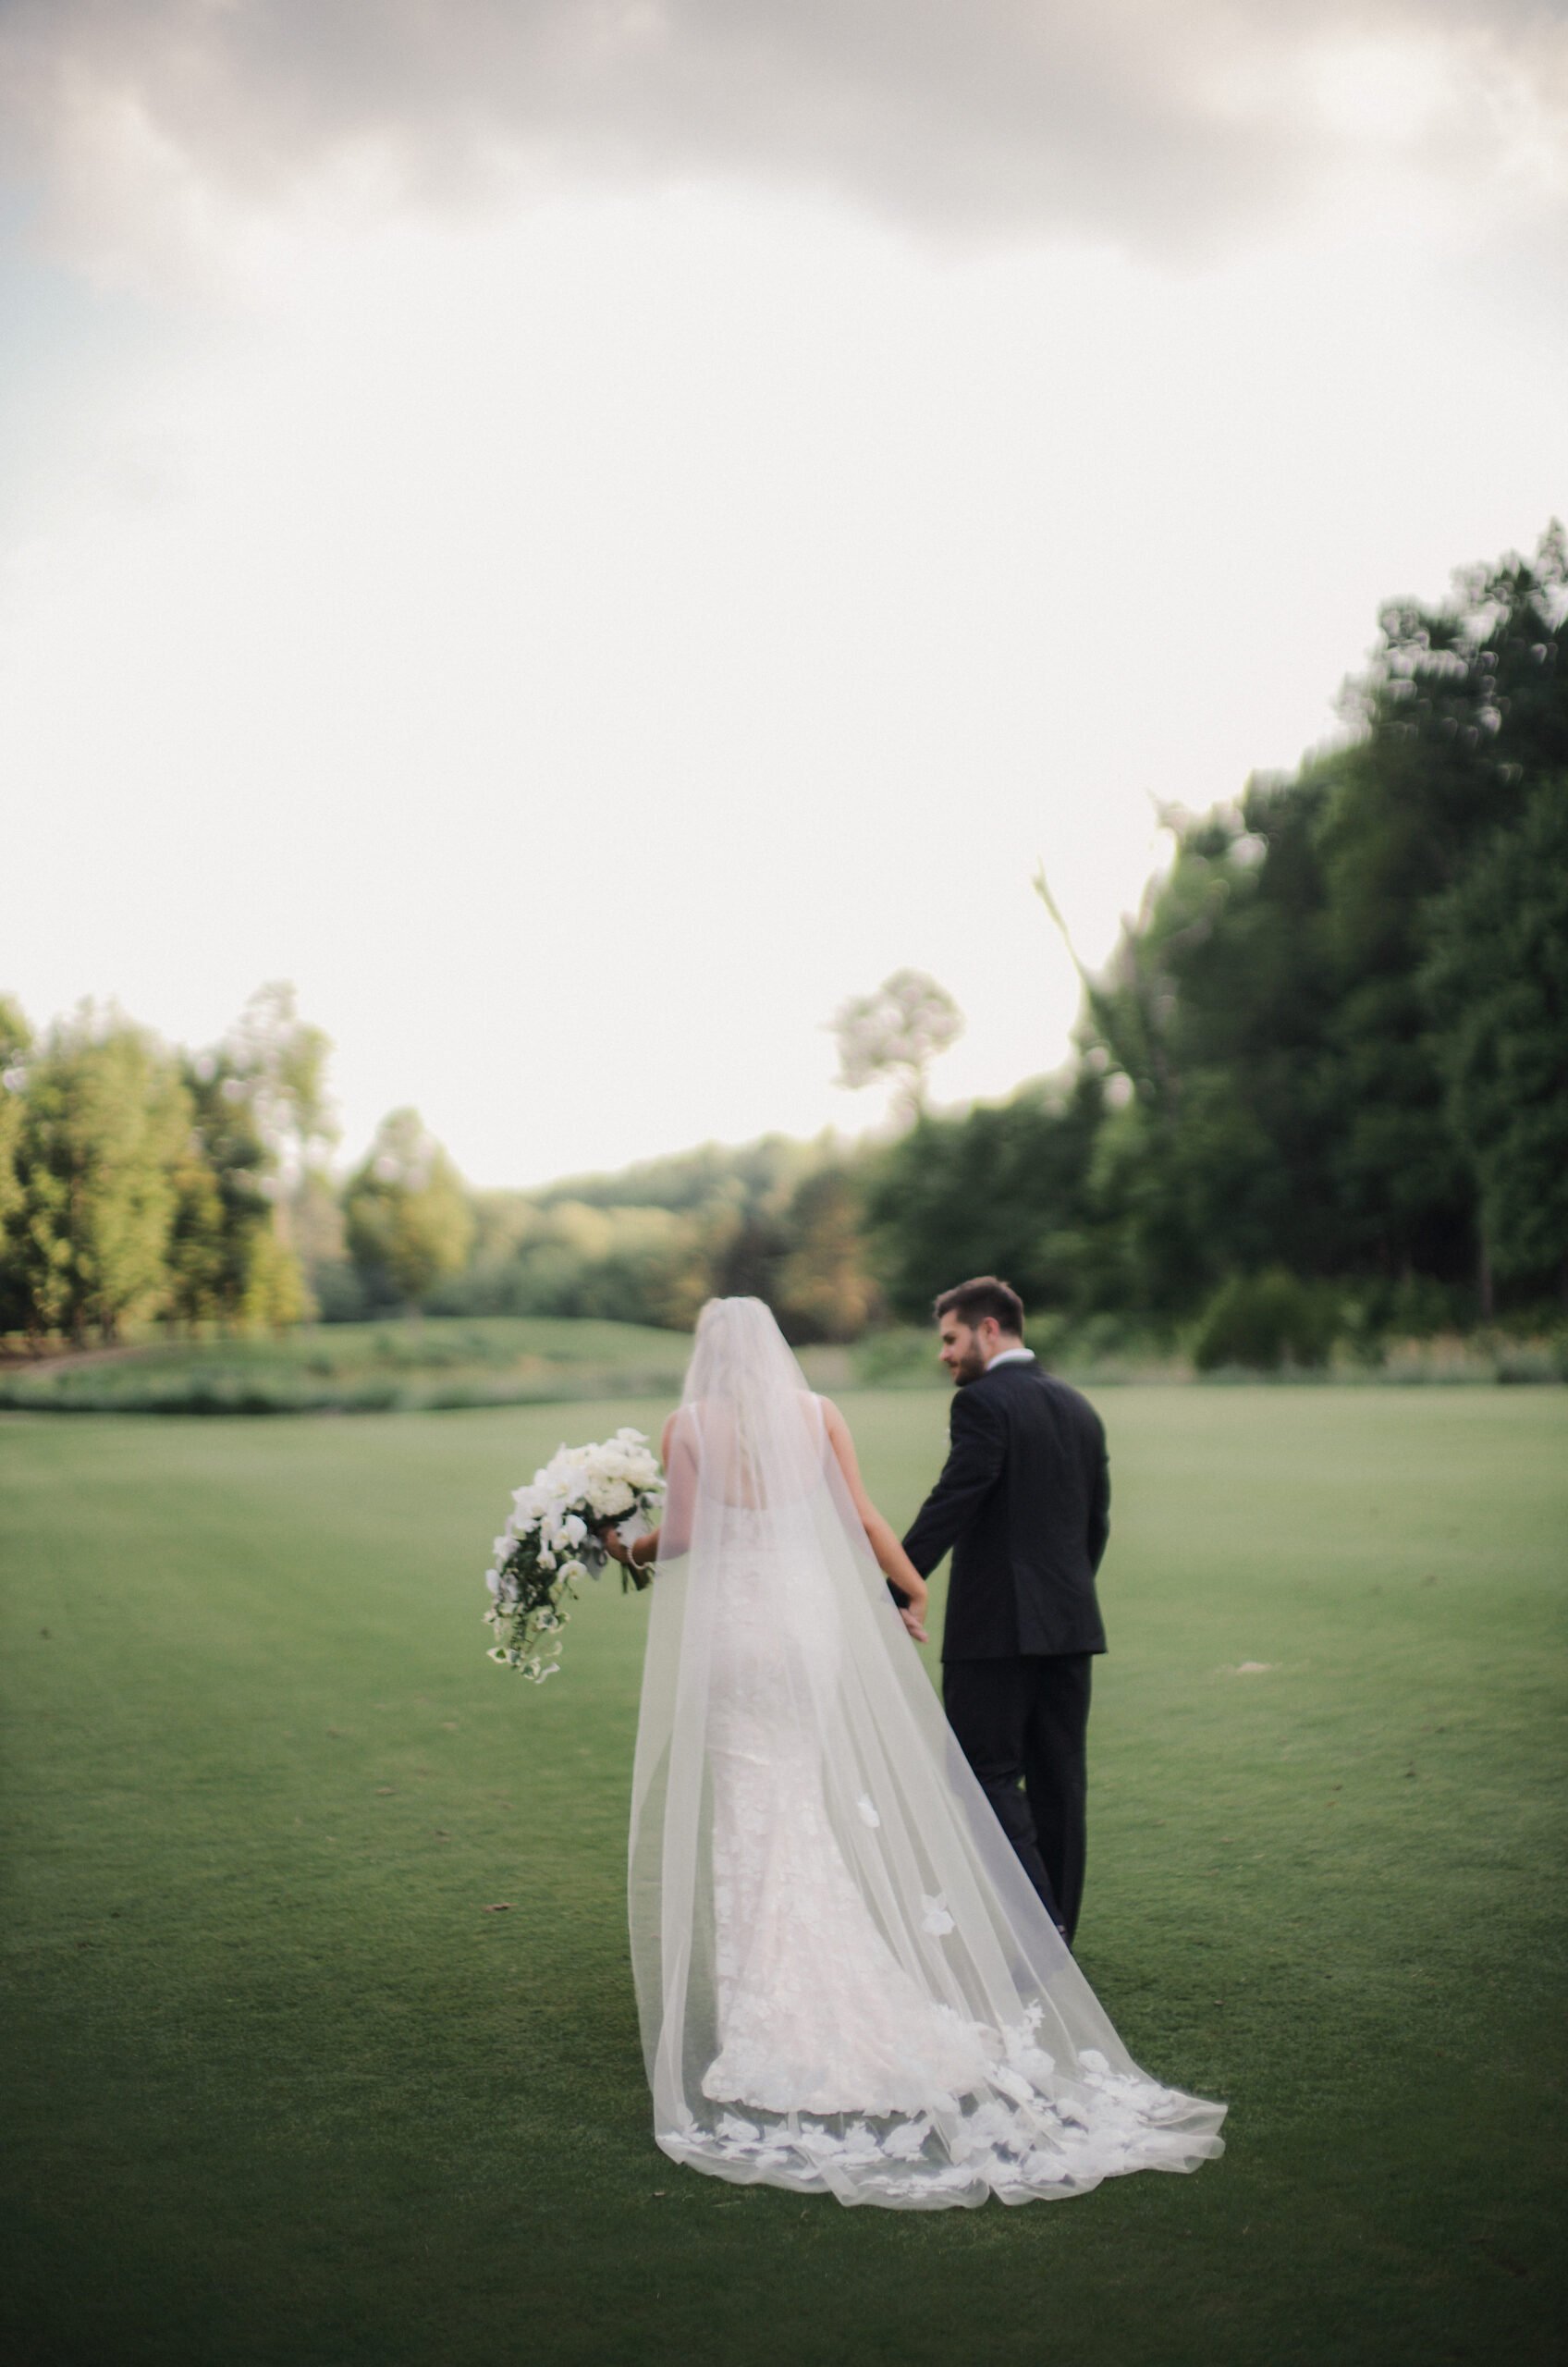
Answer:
[{"left": 902, "top": 1357, "right": 1110, "bottom": 1661}]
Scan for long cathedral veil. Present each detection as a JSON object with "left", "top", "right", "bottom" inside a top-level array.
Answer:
[{"left": 627, "top": 1297, "right": 1226, "bottom": 2208}]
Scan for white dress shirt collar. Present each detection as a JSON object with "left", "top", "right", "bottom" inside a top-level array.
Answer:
[{"left": 985, "top": 1346, "right": 1036, "bottom": 1369}]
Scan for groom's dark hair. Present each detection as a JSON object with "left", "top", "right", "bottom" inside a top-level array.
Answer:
[{"left": 934, "top": 1276, "right": 1024, "bottom": 1335}]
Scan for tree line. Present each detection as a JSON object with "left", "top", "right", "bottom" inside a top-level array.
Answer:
[
  {"left": 0, "top": 986, "right": 335, "bottom": 1344},
  {"left": 869, "top": 523, "right": 1568, "bottom": 1355},
  {"left": 3, "top": 527, "right": 1563, "bottom": 1359}
]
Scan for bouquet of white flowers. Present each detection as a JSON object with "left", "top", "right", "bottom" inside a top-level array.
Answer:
[{"left": 484, "top": 1427, "right": 665, "bottom": 1684}]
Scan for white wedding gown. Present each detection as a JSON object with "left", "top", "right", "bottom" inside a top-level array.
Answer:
[
  {"left": 703, "top": 1507, "right": 993, "bottom": 2120},
  {"left": 628, "top": 1300, "right": 1226, "bottom": 2209}
]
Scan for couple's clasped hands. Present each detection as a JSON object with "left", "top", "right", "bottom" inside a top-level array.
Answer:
[{"left": 895, "top": 1585, "right": 929, "bottom": 1646}]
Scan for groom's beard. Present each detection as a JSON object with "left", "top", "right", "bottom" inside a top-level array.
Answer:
[{"left": 952, "top": 1347, "right": 987, "bottom": 1385}]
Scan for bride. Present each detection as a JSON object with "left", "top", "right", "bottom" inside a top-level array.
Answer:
[{"left": 600, "top": 1296, "right": 1225, "bottom": 2210}]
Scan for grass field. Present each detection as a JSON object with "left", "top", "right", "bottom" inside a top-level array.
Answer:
[{"left": 2, "top": 1389, "right": 1564, "bottom": 2367}]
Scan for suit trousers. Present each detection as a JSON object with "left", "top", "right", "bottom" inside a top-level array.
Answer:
[{"left": 942, "top": 1653, "right": 1093, "bottom": 1946}]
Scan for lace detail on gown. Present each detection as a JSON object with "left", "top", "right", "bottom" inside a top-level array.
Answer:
[
  {"left": 704, "top": 1514, "right": 989, "bottom": 2117},
  {"left": 668, "top": 1508, "right": 1223, "bottom": 2207}
]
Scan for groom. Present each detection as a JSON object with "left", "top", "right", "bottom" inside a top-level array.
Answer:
[{"left": 900, "top": 1277, "right": 1109, "bottom": 1947}]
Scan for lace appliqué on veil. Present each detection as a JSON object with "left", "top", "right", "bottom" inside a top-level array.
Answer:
[
  {"left": 668, "top": 2014, "right": 1214, "bottom": 2207},
  {"left": 677, "top": 1526, "right": 1219, "bottom": 2206}
]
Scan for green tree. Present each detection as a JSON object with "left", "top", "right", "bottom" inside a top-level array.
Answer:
[
  {"left": 776, "top": 1167, "right": 881, "bottom": 1342},
  {"left": 163, "top": 1105, "right": 228, "bottom": 1330},
  {"left": 229, "top": 983, "right": 336, "bottom": 1187},
  {"left": 0, "top": 997, "right": 34, "bottom": 1332},
  {"left": 178, "top": 1053, "right": 284, "bottom": 1327},
  {"left": 238, "top": 1223, "right": 312, "bottom": 1329},
  {"left": 864, "top": 1073, "right": 1106, "bottom": 1322},
  {"left": 1046, "top": 523, "right": 1568, "bottom": 1317},
  {"left": 162, "top": 988, "right": 335, "bottom": 1330},
  {"left": 291, "top": 1166, "right": 349, "bottom": 1312},
  {"left": 1315, "top": 521, "right": 1566, "bottom": 1282},
  {"left": 345, "top": 1110, "right": 473, "bottom": 1308},
  {"left": 1424, "top": 780, "right": 1568, "bottom": 1301},
  {"left": 7, "top": 1010, "right": 188, "bottom": 1343},
  {"left": 1059, "top": 777, "right": 1341, "bottom": 1309},
  {"left": 227, "top": 983, "right": 335, "bottom": 1312}
]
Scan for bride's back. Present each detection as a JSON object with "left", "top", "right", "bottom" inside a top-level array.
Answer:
[
  {"left": 673, "top": 1300, "right": 828, "bottom": 1517},
  {"left": 676, "top": 1389, "right": 825, "bottom": 1513}
]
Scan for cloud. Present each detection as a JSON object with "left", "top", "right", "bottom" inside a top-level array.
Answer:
[{"left": 3, "top": 0, "right": 1564, "bottom": 273}]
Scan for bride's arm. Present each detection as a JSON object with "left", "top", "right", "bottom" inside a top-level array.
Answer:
[
  {"left": 601, "top": 1409, "right": 685, "bottom": 1572},
  {"left": 820, "top": 1398, "right": 930, "bottom": 1642}
]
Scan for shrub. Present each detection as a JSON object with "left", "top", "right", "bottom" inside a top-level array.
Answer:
[{"left": 1193, "top": 1270, "right": 1339, "bottom": 1372}]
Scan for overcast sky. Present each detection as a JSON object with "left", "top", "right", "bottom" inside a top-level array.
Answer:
[{"left": 2, "top": 1, "right": 1564, "bottom": 1185}]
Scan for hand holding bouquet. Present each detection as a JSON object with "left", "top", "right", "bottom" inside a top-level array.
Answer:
[{"left": 484, "top": 1428, "right": 665, "bottom": 1684}]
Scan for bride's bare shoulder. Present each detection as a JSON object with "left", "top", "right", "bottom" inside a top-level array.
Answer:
[{"left": 661, "top": 1405, "right": 692, "bottom": 1457}]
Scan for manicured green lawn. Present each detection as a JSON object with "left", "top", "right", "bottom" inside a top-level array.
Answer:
[{"left": 2, "top": 1390, "right": 1563, "bottom": 2366}]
